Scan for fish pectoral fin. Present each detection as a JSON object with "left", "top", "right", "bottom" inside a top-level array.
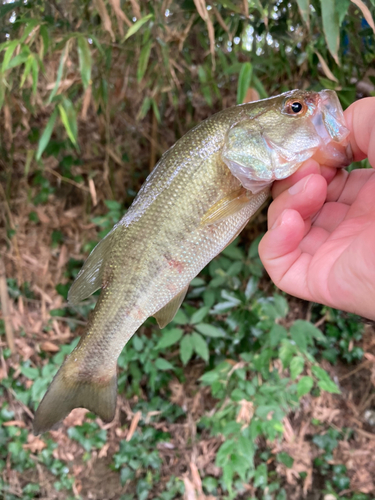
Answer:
[
  {"left": 33, "top": 355, "right": 117, "bottom": 435},
  {"left": 200, "top": 188, "right": 252, "bottom": 226},
  {"left": 68, "top": 230, "right": 116, "bottom": 305},
  {"left": 154, "top": 285, "right": 189, "bottom": 329}
]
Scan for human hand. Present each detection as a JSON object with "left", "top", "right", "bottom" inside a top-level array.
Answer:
[{"left": 258, "top": 97, "right": 375, "bottom": 320}]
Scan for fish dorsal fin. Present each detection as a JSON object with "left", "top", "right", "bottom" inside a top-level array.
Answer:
[
  {"left": 200, "top": 188, "right": 252, "bottom": 226},
  {"left": 68, "top": 231, "right": 115, "bottom": 305},
  {"left": 154, "top": 285, "right": 189, "bottom": 329}
]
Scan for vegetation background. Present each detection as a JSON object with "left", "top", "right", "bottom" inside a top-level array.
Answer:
[{"left": 0, "top": 0, "right": 375, "bottom": 499}]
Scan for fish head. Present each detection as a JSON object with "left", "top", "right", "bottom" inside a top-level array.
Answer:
[{"left": 222, "top": 89, "right": 352, "bottom": 193}]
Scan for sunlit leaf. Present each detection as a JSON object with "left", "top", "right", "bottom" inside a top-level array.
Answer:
[
  {"left": 58, "top": 98, "right": 78, "bottom": 146},
  {"left": 124, "top": 14, "right": 153, "bottom": 41},
  {"left": 36, "top": 107, "right": 58, "bottom": 160},
  {"left": 297, "top": 376, "right": 314, "bottom": 398},
  {"left": 2, "top": 40, "right": 19, "bottom": 72}
]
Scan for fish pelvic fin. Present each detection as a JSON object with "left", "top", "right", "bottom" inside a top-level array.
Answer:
[
  {"left": 33, "top": 356, "right": 117, "bottom": 435},
  {"left": 154, "top": 285, "right": 189, "bottom": 329},
  {"left": 68, "top": 230, "right": 116, "bottom": 305}
]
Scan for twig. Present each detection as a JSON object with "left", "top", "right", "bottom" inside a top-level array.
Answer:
[
  {"left": 339, "top": 360, "right": 372, "bottom": 381},
  {"left": 44, "top": 166, "right": 90, "bottom": 192},
  {"left": 0, "top": 258, "right": 15, "bottom": 354}
]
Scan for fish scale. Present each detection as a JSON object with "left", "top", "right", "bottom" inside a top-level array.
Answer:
[{"left": 33, "top": 89, "right": 352, "bottom": 434}]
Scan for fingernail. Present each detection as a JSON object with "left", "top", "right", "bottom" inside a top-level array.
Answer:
[
  {"left": 271, "top": 209, "right": 287, "bottom": 230},
  {"left": 288, "top": 174, "right": 313, "bottom": 195}
]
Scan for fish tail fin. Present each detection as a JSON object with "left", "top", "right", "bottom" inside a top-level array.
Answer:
[{"left": 33, "top": 356, "right": 117, "bottom": 435}]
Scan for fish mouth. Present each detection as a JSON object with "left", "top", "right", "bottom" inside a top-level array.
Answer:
[{"left": 310, "top": 89, "right": 353, "bottom": 168}]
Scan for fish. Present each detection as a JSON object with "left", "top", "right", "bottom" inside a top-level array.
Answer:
[{"left": 33, "top": 89, "right": 352, "bottom": 434}]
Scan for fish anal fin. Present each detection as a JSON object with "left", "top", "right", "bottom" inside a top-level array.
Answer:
[
  {"left": 68, "top": 231, "right": 115, "bottom": 305},
  {"left": 200, "top": 188, "right": 252, "bottom": 226},
  {"left": 154, "top": 286, "right": 189, "bottom": 329},
  {"left": 33, "top": 356, "right": 117, "bottom": 435}
]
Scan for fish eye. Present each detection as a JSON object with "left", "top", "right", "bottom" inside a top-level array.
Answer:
[
  {"left": 283, "top": 98, "right": 307, "bottom": 116},
  {"left": 291, "top": 102, "right": 302, "bottom": 113}
]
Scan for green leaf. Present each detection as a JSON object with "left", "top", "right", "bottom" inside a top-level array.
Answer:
[
  {"left": 194, "top": 323, "right": 224, "bottom": 338},
  {"left": 2, "top": 40, "right": 19, "bottom": 72},
  {"left": 77, "top": 36, "right": 92, "bottom": 89},
  {"left": 31, "top": 56, "right": 39, "bottom": 95},
  {"left": 318, "top": 379, "right": 341, "bottom": 394},
  {"left": 237, "top": 62, "right": 252, "bottom": 104},
  {"left": 36, "top": 107, "right": 58, "bottom": 160},
  {"left": 320, "top": 0, "right": 340, "bottom": 64},
  {"left": 47, "top": 45, "right": 66, "bottom": 104},
  {"left": 20, "top": 55, "right": 33, "bottom": 88},
  {"left": 155, "top": 328, "right": 183, "bottom": 349},
  {"left": 279, "top": 339, "right": 296, "bottom": 368},
  {"left": 180, "top": 334, "right": 193, "bottom": 365},
  {"left": 58, "top": 98, "right": 78, "bottom": 146},
  {"left": 39, "top": 25, "right": 49, "bottom": 56},
  {"left": 292, "top": 319, "right": 326, "bottom": 342},
  {"left": 191, "top": 332, "right": 209, "bottom": 362},
  {"left": 296, "top": 0, "right": 310, "bottom": 28},
  {"left": 290, "top": 323, "right": 307, "bottom": 352},
  {"left": 137, "top": 40, "right": 152, "bottom": 82},
  {"left": 21, "top": 366, "right": 39, "bottom": 380},
  {"left": 290, "top": 356, "right": 305, "bottom": 380},
  {"left": 124, "top": 14, "right": 154, "bottom": 41},
  {"left": 277, "top": 452, "right": 294, "bottom": 468},
  {"left": 151, "top": 98, "right": 160, "bottom": 123},
  {"left": 297, "top": 376, "right": 314, "bottom": 398},
  {"left": 190, "top": 306, "right": 210, "bottom": 325},
  {"left": 154, "top": 357, "right": 174, "bottom": 371}
]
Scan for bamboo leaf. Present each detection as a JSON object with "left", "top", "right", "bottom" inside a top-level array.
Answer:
[
  {"left": 2, "top": 40, "right": 19, "bottom": 72},
  {"left": 315, "top": 50, "right": 338, "bottom": 82},
  {"left": 137, "top": 40, "right": 152, "bottom": 82},
  {"left": 58, "top": 98, "right": 78, "bottom": 146},
  {"left": 39, "top": 25, "right": 49, "bottom": 56},
  {"left": 36, "top": 107, "right": 58, "bottom": 160},
  {"left": 237, "top": 62, "right": 252, "bottom": 104},
  {"left": 296, "top": 0, "right": 310, "bottom": 29},
  {"left": 351, "top": 0, "right": 375, "bottom": 34},
  {"left": 320, "top": 0, "right": 340, "bottom": 65},
  {"left": 47, "top": 45, "right": 66, "bottom": 104},
  {"left": 77, "top": 36, "right": 92, "bottom": 89},
  {"left": 20, "top": 55, "right": 33, "bottom": 88},
  {"left": 31, "top": 56, "right": 39, "bottom": 94},
  {"left": 151, "top": 98, "right": 160, "bottom": 123},
  {"left": 123, "top": 14, "right": 153, "bottom": 41}
]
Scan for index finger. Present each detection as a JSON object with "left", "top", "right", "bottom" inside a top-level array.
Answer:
[{"left": 344, "top": 96, "right": 375, "bottom": 166}]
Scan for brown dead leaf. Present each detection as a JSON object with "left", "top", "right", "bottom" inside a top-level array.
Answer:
[
  {"left": 193, "top": 0, "right": 215, "bottom": 68},
  {"left": 183, "top": 477, "right": 197, "bottom": 500},
  {"left": 40, "top": 341, "right": 59, "bottom": 353},
  {"left": 128, "top": 0, "right": 141, "bottom": 19},
  {"left": 351, "top": 0, "right": 375, "bottom": 35},
  {"left": 108, "top": 0, "right": 131, "bottom": 35},
  {"left": 3, "top": 420, "right": 26, "bottom": 428},
  {"left": 23, "top": 434, "right": 47, "bottom": 453},
  {"left": 94, "top": 0, "right": 115, "bottom": 41},
  {"left": 126, "top": 410, "right": 142, "bottom": 441},
  {"left": 315, "top": 51, "right": 338, "bottom": 83},
  {"left": 243, "top": 88, "right": 260, "bottom": 103}
]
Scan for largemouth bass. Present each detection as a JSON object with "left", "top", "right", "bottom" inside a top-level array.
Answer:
[{"left": 33, "top": 89, "right": 352, "bottom": 434}]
